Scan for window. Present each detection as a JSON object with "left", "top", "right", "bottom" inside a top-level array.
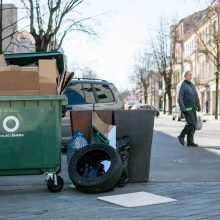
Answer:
[
  {"left": 93, "top": 83, "right": 114, "bottom": 103},
  {"left": 82, "top": 83, "right": 95, "bottom": 104},
  {"left": 65, "top": 83, "right": 86, "bottom": 105}
]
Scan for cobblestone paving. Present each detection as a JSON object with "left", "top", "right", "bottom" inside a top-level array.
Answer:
[{"left": 1, "top": 115, "right": 220, "bottom": 219}]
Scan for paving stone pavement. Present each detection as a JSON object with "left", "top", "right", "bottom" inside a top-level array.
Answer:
[{"left": 0, "top": 114, "right": 220, "bottom": 219}]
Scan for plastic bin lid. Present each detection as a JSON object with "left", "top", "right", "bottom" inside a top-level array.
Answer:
[
  {"left": 4, "top": 51, "right": 65, "bottom": 74},
  {"left": 0, "top": 95, "right": 67, "bottom": 104}
]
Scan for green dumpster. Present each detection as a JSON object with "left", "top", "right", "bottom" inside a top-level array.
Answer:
[
  {"left": 0, "top": 95, "right": 66, "bottom": 192},
  {"left": 4, "top": 51, "right": 65, "bottom": 74}
]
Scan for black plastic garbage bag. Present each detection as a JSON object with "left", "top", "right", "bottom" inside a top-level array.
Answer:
[{"left": 116, "top": 136, "right": 130, "bottom": 187}]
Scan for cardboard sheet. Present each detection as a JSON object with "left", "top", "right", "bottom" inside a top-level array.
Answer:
[{"left": 98, "top": 191, "right": 177, "bottom": 208}]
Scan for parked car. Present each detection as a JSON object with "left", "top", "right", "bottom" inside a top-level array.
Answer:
[
  {"left": 64, "top": 78, "right": 124, "bottom": 110},
  {"left": 62, "top": 78, "right": 124, "bottom": 146},
  {"left": 172, "top": 105, "right": 184, "bottom": 121},
  {"left": 131, "top": 104, "right": 160, "bottom": 117}
]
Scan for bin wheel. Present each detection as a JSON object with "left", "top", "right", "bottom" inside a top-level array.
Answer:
[{"left": 47, "top": 175, "right": 64, "bottom": 193}]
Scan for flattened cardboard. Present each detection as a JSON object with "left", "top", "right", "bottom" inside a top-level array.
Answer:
[
  {"left": 92, "top": 112, "right": 113, "bottom": 138},
  {"left": 70, "top": 111, "right": 92, "bottom": 142},
  {"left": 0, "top": 66, "right": 9, "bottom": 71},
  {"left": 61, "top": 72, "right": 74, "bottom": 94},
  {"left": 0, "top": 66, "right": 38, "bottom": 72},
  {"left": 0, "top": 58, "right": 59, "bottom": 95},
  {"left": 57, "top": 71, "right": 66, "bottom": 94},
  {"left": 11, "top": 66, "right": 38, "bottom": 72},
  {"left": 39, "top": 59, "right": 58, "bottom": 83},
  {"left": 0, "top": 90, "right": 39, "bottom": 96},
  {"left": 0, "top": 71, "right": 39, "bottom": 93},
  {"left": 40, "top": 83, "right": 57, "bottom": 95}
]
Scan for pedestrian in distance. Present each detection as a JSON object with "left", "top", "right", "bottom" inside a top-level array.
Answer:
[
  {"left": 205, "top": 100, "right": 209, "bottom": 114},
  {"left": 177, "top": 71, "right": 201, "bottom": 147}
]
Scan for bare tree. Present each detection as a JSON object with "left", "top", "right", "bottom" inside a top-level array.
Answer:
[
  {"left": 76, "top": 65, "right": 99, "bottom": 79},
  {"left": 119, "top": 89, "right": 131, "bottom": 102},
  {"left": 151, "top": 18, "right": 173, "bottom": 114},
  {"left": 132, "top": 52, "right": 153, "bottom": 104},
  {"left": 192, "top": 3, "right": 220, "bottom": 119},
  {"left": 21, "top": 0, "right": 99, "bottom": 52}
]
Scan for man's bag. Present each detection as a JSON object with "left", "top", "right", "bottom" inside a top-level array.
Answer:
[{"left": 196, "top": 113, "right": 203, "bottom": 130}]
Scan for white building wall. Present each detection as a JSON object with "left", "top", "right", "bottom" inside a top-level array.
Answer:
[{"left": 2, "top": 4, "right": 17, "bottom": 53}]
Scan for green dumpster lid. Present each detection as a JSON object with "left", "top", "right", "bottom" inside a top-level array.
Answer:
[
  {"left": 4, "top": 51, "right": 65, "bottom": 74},
  {"left": 0, "top": 95, "right": 67, "bottom": 105}
]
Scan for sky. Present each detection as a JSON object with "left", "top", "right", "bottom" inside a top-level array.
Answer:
[
  {"left": 5, "top": 0, "right": 211, "bottom": 91},
  {"left": 62, "top": 0, "right": 210, "bottom": 91}
]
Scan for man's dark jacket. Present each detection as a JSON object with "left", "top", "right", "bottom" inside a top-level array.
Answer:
[{"left": 178, "top": 80, "right": 200, "bottom": 112}]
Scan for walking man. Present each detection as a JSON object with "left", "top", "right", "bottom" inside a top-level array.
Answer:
[{"left": 177, "top": 71, "right": 201, "bottom": 147}]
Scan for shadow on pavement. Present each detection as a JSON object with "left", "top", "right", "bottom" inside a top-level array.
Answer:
[{"left": 150, "top": 130, "right": 220, "bottom": 182}]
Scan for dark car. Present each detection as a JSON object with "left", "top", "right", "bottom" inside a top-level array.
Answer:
[
  {"left": 131, "top": 104, "right": 160, "bottom": 117},
  {"left": 64, "top": 79, "right": 124, "bottom": 110}
]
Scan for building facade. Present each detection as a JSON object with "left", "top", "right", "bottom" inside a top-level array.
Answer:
[
  {"left": 171, "top": 0, "right": 220, "bottom": 115},
  {"left": 146, "top": 71, "right": 163, "bottom": 110},
  {"left": 1, "top": 4, "right": 17, "bottom": 53},
  {"left": 136, "top": 71, "right": 163, "bottom": 110},
  {"left": 1, "top": 4, "right": 36, "bottom": 53}
]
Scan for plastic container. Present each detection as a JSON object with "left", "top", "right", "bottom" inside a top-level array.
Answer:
[
  {"left": 67, "top": 130, "right": 88, "bottom": 163},
  {"left": 0, "top": 95, "right": 66, "bottom": 176},
  {"left": 91, "top": 125, "right": 109, "bottom": 145}
]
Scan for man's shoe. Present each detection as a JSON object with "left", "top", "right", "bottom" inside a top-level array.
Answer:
[
  {"left": 178, "top": 136, "right": 184, "bottom": 145},
  {"left": 187, "top": 143, "right": 198, "bottom": 147}
]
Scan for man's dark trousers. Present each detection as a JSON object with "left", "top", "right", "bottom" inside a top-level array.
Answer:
[{"left": 180, "top": 111, "right": 197, "bottom": 144}]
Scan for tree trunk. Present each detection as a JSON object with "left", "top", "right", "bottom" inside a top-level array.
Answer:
[
  {"left": 215, "top": 72, "right": 219, "bottom": 119},
  {"left": 35, "top": 36, "right": 50, "bottom": 52},
  {"left": 167, "top": 86, "right": 172, "bottom": 115},
  {"left": 144, "top": 93, "right": 147, "bottom": 104},
  {"left": 142, "top": 82, "right": 149, "bottom": 105},
  {"left": 163, "top": 92, "right": 166, "bottom": 114},
  {"left": 164, "top": 75, "right": 172, "bottom": 114}
]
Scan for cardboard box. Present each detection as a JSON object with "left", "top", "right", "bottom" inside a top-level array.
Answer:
[
  {"left": 39, "top": 83, "right": 57, "bottom": 95},
  {"left": 0, "top": 58, "right": 59, "bottom": 96},
  {"left": 0, "top": 70, "right": 39, "bottom": 95},
  {"left": 0, "top": 66, "right": 9, "bottom": 71},
  {"left": 0, "top": 90, "right": 39, "bottom": 96},
  {"left": 9, "top": 65, "right": 38, "bottom": 72},
  {"left": 0, "top": 65, "right": 38, "bottom": 72},
  {"left": 39, "top": 59, "right": 58, "bottom": 83}
]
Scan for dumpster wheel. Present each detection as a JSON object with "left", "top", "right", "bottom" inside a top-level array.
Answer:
[{"left": 46, "top": 174, "right": 64, "bottom": 193}]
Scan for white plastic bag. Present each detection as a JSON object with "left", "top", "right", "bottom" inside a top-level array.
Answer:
[{"left": 196, "top": 113, "right": 203, "bottom": 130}]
